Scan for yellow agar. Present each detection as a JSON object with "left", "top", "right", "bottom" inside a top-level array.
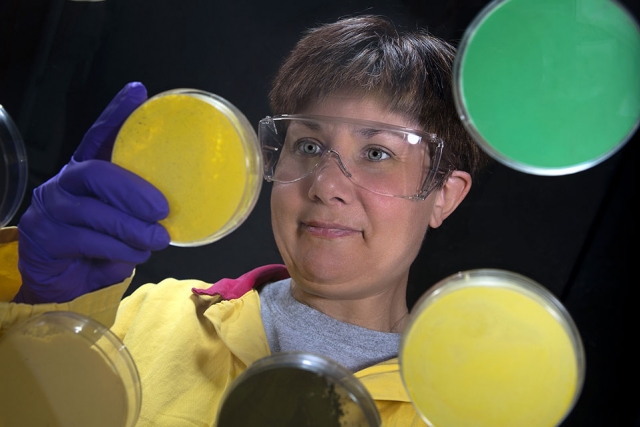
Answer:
[
  {"left": 112, "top": 94, "right": 248, "bottom": 244},
  {"left": 402, "top": 286, "right": 578, "bottom": 427}
]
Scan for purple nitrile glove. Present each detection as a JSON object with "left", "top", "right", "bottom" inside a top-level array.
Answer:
[{"left": 13, "top": 82, "right": 171, "bottom": 304}]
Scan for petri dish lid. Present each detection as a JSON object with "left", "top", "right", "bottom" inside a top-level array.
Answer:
[
  {"left": 0, "top": 104, "right": 28, "bottom": 227},
  {"left": 111, "top": 88, "right": 263, "bottom": 246},
  {"left": 400, "top": 269, "right": 585, "bottom": 427},
  {"left": 216, "top": 352, "right": 382, "bottom": 427},
  {"left": 0, "top": 311, "right": 142, "bottom": 427},
  {"left": 453, "top": 0, "right": 640, "bottom": 175}
]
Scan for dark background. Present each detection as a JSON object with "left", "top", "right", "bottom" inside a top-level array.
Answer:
[{"left": 1, "top": 0, "right": 637, "bottom": 425}]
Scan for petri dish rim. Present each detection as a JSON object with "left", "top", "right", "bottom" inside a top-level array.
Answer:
[{"left": 0, "top": 104, "right": 28, "bottom": 227}]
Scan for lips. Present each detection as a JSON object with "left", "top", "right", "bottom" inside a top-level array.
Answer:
[{"left": 301, "top": 220, "right": 361, "bottom": 238}]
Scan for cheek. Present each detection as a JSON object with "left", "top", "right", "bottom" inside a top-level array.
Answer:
[
  {"left": 270, "top": 187, "right": 286, "bottom": 237},
  {"left": 270, "top": 184, "right": 299, "bottom": 245},
  {"left": 367, "top": 197, "right": 432, "bottom": 251}
]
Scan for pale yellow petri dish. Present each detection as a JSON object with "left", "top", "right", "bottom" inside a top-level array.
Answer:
[
  {"left": 111, "top": 89, "right": 262, "bottom": 246},
  {"left": 400, "top": 269, "right": 585, "bottom": 427}
]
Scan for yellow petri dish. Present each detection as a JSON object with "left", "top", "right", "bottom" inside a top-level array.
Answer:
[
  {"left": 400, "top": 269, "right": 585, "bottom": 427},
  {"left": 111, "top": 89, "right": 262, "bottom": 246}
]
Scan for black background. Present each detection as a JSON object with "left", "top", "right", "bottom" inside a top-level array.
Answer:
[{"left": 1, "top": 0, "right": 637, "bottom": 425}]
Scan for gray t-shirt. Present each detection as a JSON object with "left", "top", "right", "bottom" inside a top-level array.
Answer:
[{"left": 259, "top": 279, "right": 401, "bottom": 372}]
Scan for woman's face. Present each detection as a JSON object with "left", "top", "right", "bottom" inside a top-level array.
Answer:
[{"left": 270, "top": 95, "right": 438, "bottom": 300}]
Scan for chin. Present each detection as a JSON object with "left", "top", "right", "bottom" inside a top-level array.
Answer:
[{"left": 292, "top": 256, "right": 360, "bottom": 286}]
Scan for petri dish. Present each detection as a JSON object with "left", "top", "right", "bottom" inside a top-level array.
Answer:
[
  {"left": 0, "top": 311, "right": 142, "bottom": 427},
  {"left": 216, "top": 352, "right": 382, "bottom": 427},
  {"left": 0, "top": 104, "right": 28, "bottom": 227},
  {"left": 453, "top": 0, "right": 640, "bottom": 175},
  {"left": 111, "top": 88, "right": 263, "bottom": 246},
  {"left": 400, "top": 269, "right": 585, "bottom": 427}
]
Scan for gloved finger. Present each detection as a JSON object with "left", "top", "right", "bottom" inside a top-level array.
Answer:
[
  {"left": 19, "top": 208, "right": 154, "bottom": 264},
  {"left": 89, "top": 259, "right": 140, "bottom": 290},
  {"left": 58, "top": 159, "right": 169, "bottom": 223},
  {"left": 74, "top": 82, "right": 148, "bottom": 162},
  {"left": 16, "top": 244, "right": 138, "bottom": 287},
  {"left": 38, "top": 186, "right": 169, "bottom": 251}
]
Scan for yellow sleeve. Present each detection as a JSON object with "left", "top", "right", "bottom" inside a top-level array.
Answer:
[
  {"left": 0, "top": 281, "right": 131, "bottom": 338},
  {"left": 356, "top": 360, "right": 428, "bottom": 426},
  {"left": 0, "top": 227, "right": 21, "bottom": 302}
]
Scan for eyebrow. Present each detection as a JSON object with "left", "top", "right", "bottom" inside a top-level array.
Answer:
[
  {"left": 289, "top": 120, "right": 321, "bottom": 132},
  {"left": 357, "top": 127, "right": 387, "bottom": 138}
]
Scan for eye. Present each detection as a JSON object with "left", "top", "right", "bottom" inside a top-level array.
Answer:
[
  {"left": 294, "top": 138, "right": 323, "bottom": 156},
  {"left": 365, "top": 146, "right": 392, "bottom": 161}
]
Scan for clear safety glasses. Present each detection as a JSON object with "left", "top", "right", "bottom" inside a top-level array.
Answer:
[{"left": 259, "top": 115, "right": 448, "bottom": 200}]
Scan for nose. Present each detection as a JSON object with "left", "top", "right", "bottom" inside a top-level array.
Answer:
[
  {"left": 318, "top": 149, "right": 352, "bottom": 178},
  {"left": 307, "top": 149, "right": 354, "bottom": 203}
]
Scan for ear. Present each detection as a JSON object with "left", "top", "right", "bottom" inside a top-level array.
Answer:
[{"left": 429, "top": 171, "right": 472, "bottom": 229}]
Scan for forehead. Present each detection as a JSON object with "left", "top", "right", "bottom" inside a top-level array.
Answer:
[{"left": 299, "top": 94, "right": 419, "bottom": 130}]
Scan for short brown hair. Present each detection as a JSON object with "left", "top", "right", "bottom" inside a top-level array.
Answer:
[{"left": 269, "top": 14, "right": 489, "bottom": 178}]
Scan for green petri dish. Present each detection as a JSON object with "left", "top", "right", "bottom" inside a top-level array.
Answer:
[{"left": 453, "top": 0, "right": 640, "bottom": 175}]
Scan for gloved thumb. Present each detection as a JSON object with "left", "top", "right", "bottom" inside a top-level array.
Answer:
[{"left": 73, "top": 82, "right": 148, "bottom": 162}]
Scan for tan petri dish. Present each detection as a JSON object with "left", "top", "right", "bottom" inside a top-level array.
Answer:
[
  {"left": 0, "top": 311, "right": 141, "bottom": 427},
  {"left": 111, "top": 89, "right": 263, "bottom": 246},
  {"left": 400, "top": 269, "right": 585, "bottom": 427}
]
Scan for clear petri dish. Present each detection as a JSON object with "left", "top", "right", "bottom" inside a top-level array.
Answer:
[
  {"left": 0, "top": 311, "right": 142, "bottom": 427},
  {"left": 111, "top": 88, "right": 263, "bottom": 246},
  {"left": 216, "top": 352, "right": 382, "bottom": 427},
  {"left": 0, "top": 104, "right": 28, "bottom": 227},
  {"left": 453, "top": 0, "right": 640, "bottom": 175},
  {"left": 400, "top": 269, "right": 585, "bottom": 427}
]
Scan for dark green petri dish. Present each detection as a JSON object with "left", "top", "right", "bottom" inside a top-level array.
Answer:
[{"left": 216, "top": 352, "right": 381, "bottom": 427}]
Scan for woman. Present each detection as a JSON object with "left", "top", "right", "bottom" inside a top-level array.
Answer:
[{"left": 1, "top": 15, "right": 488, "bottom": 426}]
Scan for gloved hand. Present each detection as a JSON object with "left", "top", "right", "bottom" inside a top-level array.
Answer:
[{"left": 13, "top": 82, "right": 171, "bottom": 304}]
